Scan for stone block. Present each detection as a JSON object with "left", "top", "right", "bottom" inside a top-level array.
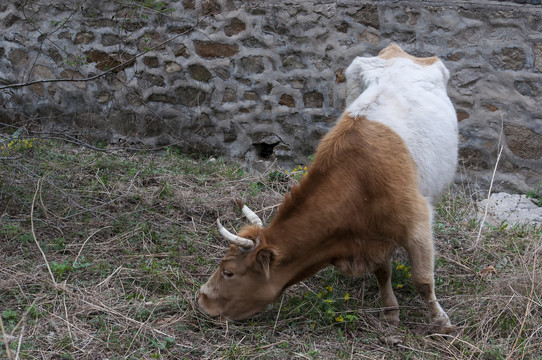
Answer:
[
  {"left": 459, "top": 148, "right": 488, "bottom": 170},
  {"left": 102, "top": 34, "right": 120, "bottom": 46},
  {"left": 279, "top": 94, "right": 295, "bottom": 107},
  {"left": 175, "top": 86, "right": 207, "bottom": 106},
  {"left": 202, "top": 0, "right": 221, "bottom": 15},
  {"left": 58, "top": 31, "right": 72, "bottom": 40},
  {"left": 5, "top": 14, "right": 20, "bottom": 28},
  {"left": 30, "top": 83, "right": 44, "bottom": 97},
  {"left": 148, "top": 93, "right": 176, "bottom": 103},
  {"left": 490, "top": 46, "right": 525, "bottom": 71},
  {"left": 446, "top": 52, "right": 465, "bottom": 61},
  {"left": 315, "top": 4, "right": 337, "bottom": 19},
  {"left": 335, "top": 69, "right": 345, "bottom": 83},
  {"left": 75, "top": 112, "right": 105, "bottom": 129},
  {"left": 222, "top": 88, "right": 237, "bottom": 102},
  {"left": 183, "top": 0, "right": 195, "bottom": 10},
  {"left": 456, "top": 110, "right": 469, "bottom": 122},
  {"left": 74, "top": 31, "right": 95, "bottom": 45},
  {"left": 358, "top": 30, "right": 380, "bottom": 46},
  {"left": 303, "top": 91, "right": 324, "bottom": 108},
  {"left": 535, "top": 43, "right": 542, "bottom": 73},
  {"left": 174, "top": 44, "right": 191, "bottom": 58},
  {"left": 143, "top": 56, "right": 159, "bottom": 68},
  {"left": 486, "top": 104, "right": 500, "bottom": 112},
  {"left": 49, "top": 48, "right": 63, "bottom": 64},
  {"left": 353, "top": 4, "right": 379, "bottom": 29},
  {"left": 8, "top": 48, "right": 29, "bottom": 67},
  {"left": 189, "top": 64, "right": 212, "bottom": 82},
  {"left": 110, "top": 110, "right": 138, "bottom": 137},
  {"left": 215, "top": 67, "right": 230, "bottom": 80},
  {"left": 243, "top": 91, "right": 259, "bottom": 101},
  {"left": 224, "top": 125, "right": 237, "bottom": 142},
  {"left": 225, "top": 18, "right": 246, "bottom": 36},
  {"left": 139, "top": 73, "right": 165, "bottom": 87},
  {"left": 504, "top": 125, "right": 542, "bottom": 159},
  {"left": 240, "top": 56, "right": 265, "bottom": 73},
  {"left": 85, "top": 50, "right": 135, "bottom": 72},
  {"left": 336, "top": 21, "right": 349, "bottom": 33},
  {"left": 281, "top": 53, "right": 306, "bottom": 70},
  {"left": 139, "top": 32, "right": 166, "bottom": 51},
  {"left": 142, "top": 115, "right": 162, "bottom": 137},
  {"left": 194, "top": 41, "right": 239, "bottom": 58},
  {"left": 60, "top": 70, "right": 87, "bottom": 89},
  {"left": 242, "top": 37, "right": 266, "bottom": 48},
  {"left": 165, "top": 61, "right": 182, "bottom": 73},
  {"left": 97, "top": 92, "right": 111, "bottom": 103}
]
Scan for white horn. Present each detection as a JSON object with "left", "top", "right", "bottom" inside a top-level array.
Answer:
[
  {"left": 237, "top": 200, "right": 263, "bottom": 226},
  {"left": 217, "top": 219, "right": 254, "bottom": 249}
]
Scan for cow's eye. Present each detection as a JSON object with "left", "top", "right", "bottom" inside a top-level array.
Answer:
[{"left": 222, "top": 270, "right": 234, "bottom": 278}]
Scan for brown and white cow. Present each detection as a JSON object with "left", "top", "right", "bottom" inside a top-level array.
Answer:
[{"left": 196, "top": 44, "right": 458, "bottom": 330}]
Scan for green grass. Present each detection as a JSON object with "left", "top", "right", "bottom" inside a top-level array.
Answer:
[
  {"left": 526, "top": 184, "right": 542, "bottom": 207},
  {"left": 1, "top": 139, "right": 541, "bottom": 359}
]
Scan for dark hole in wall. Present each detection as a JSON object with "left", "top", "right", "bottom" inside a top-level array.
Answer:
[{"left": 254, "top": 142, "right": 279, "bottom": 159}]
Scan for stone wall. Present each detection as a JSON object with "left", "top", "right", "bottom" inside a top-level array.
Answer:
[{"left": 1, "top": 0, "right": 542, "bottom": 192}]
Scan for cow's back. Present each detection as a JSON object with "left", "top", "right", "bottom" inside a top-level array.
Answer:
[{"left": 345, "top": 47, "right": 458, "bottom": 203}]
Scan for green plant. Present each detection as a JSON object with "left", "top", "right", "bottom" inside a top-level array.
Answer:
[
  {"left": 526, "top": 183, "right": 542, "bottom": 206},
  {"left": 51, "top": 261, "right": 72, "bottom": 280}
]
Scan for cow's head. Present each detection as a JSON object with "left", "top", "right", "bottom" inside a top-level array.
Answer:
[{"left": 196, "top": 201, "right": 282, "bottom": 320}]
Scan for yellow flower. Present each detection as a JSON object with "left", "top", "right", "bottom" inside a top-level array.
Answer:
[
  {"left": 335, "top": 315, "right": 344, "bottom": 322},
  {"left": 344, "top": 293, "right": 350, "bottom": 301},
  {"left": 303, "top": 166, "right": 307, "bottom": 171},
  {"left": 325, "top": 299, "right": 333, "bottom": 303},
  {"left": 396, "top": 284, "right": 404, "bottom": 289},
  {"left": 325, "top": 286, "right": 333, "bottom": 292},
  {"left": 396, "top": 264, "right": 405, "bottom": 271}
]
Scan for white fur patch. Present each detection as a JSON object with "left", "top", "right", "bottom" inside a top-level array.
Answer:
[{"left": 345, "top": 52, "right": 458, "bottom": 202}]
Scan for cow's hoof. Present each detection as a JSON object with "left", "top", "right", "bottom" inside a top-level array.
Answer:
[{"left": 433, "top": 324, "right": 457, "bottom": 335}]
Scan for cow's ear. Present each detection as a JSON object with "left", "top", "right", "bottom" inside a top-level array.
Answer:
[{"left": 256, "top": 247, "right": 277, "bottom": 280}]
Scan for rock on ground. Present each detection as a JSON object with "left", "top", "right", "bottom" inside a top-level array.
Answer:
[{"left": 478, "top": 193, "right": 542, "bottom": 227}]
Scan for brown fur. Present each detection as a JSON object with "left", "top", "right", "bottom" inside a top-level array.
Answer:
[
  {"left": 198, "top": 114, "right": 452, "bottom": 330},
  {"left": 378, "top": 43, "right": 439, "bottom": 66}
]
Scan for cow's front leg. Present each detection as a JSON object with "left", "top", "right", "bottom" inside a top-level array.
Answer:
[{"left": 374, "top": 262, "right": 400, "bottom": 326}]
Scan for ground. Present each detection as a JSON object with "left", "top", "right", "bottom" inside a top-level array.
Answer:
[{"left": 0, "top": 138, "right": 540, "bottom": 359}]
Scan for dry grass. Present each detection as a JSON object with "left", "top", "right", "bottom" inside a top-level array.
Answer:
[{"left": 1, "top": 138, "right": 541, "bottom": 359}]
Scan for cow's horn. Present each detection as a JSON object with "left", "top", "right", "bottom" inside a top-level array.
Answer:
[
  {"left": 217, "top": 219, "right": 254, "bottom": 249},
  {"left": 236, "top": 200, "right": 263, "bottom": 226}
]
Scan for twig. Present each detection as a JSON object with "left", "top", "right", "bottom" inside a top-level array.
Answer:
[
  {"left": 96, "top": 266, "right": 123, "bottom": 287},
  {"left": 14, "top": 326, "right": 23, "bottom": 360},
  {"left": 62, "top": 295, "right": 74, "bottom": 348},
  {"left": 74, "top": 226, "right": 112, "bottom": 263},
  {"left": 474, "top": 145, "right": 503, "bottom": 247},
  {"left": 475, "top": 111, "right": 506, "bottom": 247},
  {"left": 31, "top": 178, "right": 57, "bottom": 285},
  {"left": 272, "top": 294, "right": 285, "bottom": 337},
  {"left": 0, "top": 316, "right": 13, "bottom": 360}
]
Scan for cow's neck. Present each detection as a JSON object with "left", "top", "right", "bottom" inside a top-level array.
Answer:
[{"left": 263, "top": 171, "right": 360, "bottom": 290}]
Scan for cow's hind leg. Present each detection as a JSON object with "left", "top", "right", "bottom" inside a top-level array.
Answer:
[
  {"left": 374, "top": 261, "right": 400, "bottom": 326},
  {"left": 403, "top": 216, "right": 452, "bottom": 329}
]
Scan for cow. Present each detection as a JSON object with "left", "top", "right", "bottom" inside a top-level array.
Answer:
[{"left": 196, "top": 44, "right": 458, "bottom": 331}]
